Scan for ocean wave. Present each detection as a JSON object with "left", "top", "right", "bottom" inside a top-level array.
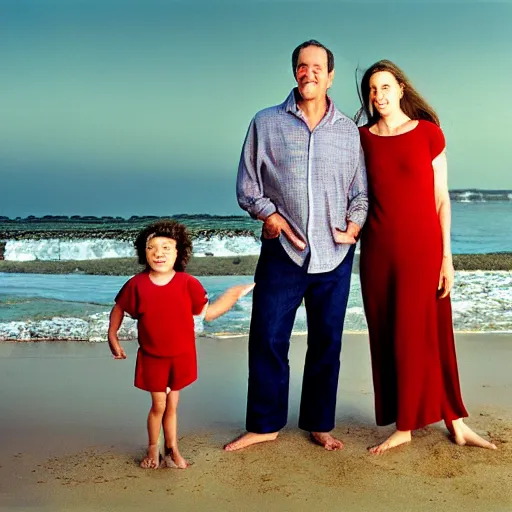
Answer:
[
  {"left": 3, "top": 235, "right": 262, "bottom": 261},
  {"left": 1, "top": 271, "right": 511, "bottom": 340},
  {"left": 449, "top": 189, "right": 512, "bottom": 202},
  {"left": 0, "top": 312, "right": 223, "bottom": 341}
]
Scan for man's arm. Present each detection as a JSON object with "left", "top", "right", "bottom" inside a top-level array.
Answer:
[
  {"left": 346, "top": 145, "right": 368, "bottom": 234},
  {"left": 333, "top": 145, "right": 368, "bottom": 244},
  {"left": 236, "top": 118, "right": 277, "bottom": 221},
  {"left": 236, "top": 118, "right": 306, "bottom": 251}
]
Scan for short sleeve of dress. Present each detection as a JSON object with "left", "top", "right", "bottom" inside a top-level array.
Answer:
[
  {"left": 428, "top": 122, "right": 446, "bottom": 160},
  {"left": 115, "top": 278, "right": 139, "bottom": 318},
  {"left": 186, "top": 275, "right": 209, "bottom": 315}
]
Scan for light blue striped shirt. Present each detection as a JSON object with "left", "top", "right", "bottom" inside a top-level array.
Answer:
[{"left": 237, "top": 89, "right": 368, "bottom": 274}]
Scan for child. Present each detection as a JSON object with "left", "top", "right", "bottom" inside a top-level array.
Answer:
[{"left": 108, "top": 219, "right": 254, "bottom": 469}]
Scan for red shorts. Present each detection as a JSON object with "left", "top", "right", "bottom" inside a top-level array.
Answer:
[{"left": 134, "top": 348, "right": 197, "bottom": 392}]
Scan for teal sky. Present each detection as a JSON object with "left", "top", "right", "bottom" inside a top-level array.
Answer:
[{"left": 1, "top": 0, "right": 511, "bottom": 217}]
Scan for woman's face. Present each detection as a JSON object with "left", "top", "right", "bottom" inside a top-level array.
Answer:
[{"left": 368, "top": 71, "right": 403, "bottom": 118}]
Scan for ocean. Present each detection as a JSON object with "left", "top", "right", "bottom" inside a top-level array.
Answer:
[{"left": 1, "top": 191, "right": 511, "bottom": 339}]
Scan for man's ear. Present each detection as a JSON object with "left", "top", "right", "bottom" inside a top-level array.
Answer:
[{"left": 327, "top": 69, "right": 335, "bottom": 88}]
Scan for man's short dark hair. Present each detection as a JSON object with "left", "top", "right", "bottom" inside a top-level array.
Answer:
[
  {"left": 291, "top": 40, "right": 334, "bottom": 78},
  {"left": 134, "top": 219, "right": 192, "bottom": 271}
]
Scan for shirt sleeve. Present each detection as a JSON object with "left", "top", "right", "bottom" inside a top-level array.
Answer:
[
  {"left": 347, "top": 143, "right": 369, "bottom": 228},
  {"left": 429, "top": 123, "right": 446, "bottom": 160},
  {"left": 187, "top": 275, "right": 209, "bottom": 315},
  {"left": 114, "top": 278, "right": 139, "bottom": 318},
  {"left": 236, "top": 117, "right": 277, "bottom": 221}
]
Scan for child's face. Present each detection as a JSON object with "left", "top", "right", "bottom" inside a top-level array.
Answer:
[{"left": 145, "top": 236, "right": 177, "bottom": 274}]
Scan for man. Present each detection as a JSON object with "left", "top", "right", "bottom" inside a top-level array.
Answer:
[{"left": 226, "top": 40, "right": 368, "bottom": 452}]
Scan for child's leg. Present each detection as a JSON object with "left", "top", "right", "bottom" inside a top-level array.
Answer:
[
  {"left": 140, "top": 391, "right": 167, "bottom": 469},
  {"left": 162, "top": 390, "right": 188, "bottom": 469}
]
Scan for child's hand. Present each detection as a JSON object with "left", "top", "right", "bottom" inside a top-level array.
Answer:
[
  {"left": 112, "top": 347, "right": 127, "bottom": 360},
  {"left": 233, "top": 283, "right": 255, "bottom": 298},
  {"left": 108, "top": 338, "right": 127, "bottom": 360}
]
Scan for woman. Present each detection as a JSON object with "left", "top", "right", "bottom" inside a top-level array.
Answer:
[{"left": 357, "top": 60, "right": 496, "bottom": 454}]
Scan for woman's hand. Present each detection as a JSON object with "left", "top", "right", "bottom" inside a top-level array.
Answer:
[{"left": 438, "top": 255, "right": 454, "bottom": 299}]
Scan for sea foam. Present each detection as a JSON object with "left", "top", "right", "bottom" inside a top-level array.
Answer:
[{"left": 4, "top": 235, "right": 262, "bottom": 261}]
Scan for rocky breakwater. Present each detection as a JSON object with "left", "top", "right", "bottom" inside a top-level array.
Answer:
[{"left": 0, "top": 227, "right": 257, "bottom": 242}]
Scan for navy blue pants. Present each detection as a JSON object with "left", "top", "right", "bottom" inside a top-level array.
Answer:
[{"left": 246, "top": 238, "right": 355, "bottom": 433}]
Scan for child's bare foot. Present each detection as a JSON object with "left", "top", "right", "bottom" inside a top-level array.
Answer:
[
  {"left": 163, "top": 446, "right": 189, "bottom": 469},
  {"left": 224, "top": 431, "right": 279, "bottom": 451},
  {"left": 450, "top": 419, "right": 497, "bottom": 450},
  {"left": 140, "top": 444, "right": 160, "bottom": 469},
  {"left": 368, "top": 430, "right": 412, "bottom": 455},
  {"left": 310, "top": 432, "right": 344, "bottom": 451}
]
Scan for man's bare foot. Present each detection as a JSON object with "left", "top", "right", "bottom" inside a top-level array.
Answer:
[
  {"left": 224, "top": 431, "right": 279, "bottom": 452},
  {"left": 310, "top": 432, "right": 344, "bottom": 451},
  {"left": 163, "top": 446, "right": 189, "bottom": 469},
  {"left": 368, "top": 430, "right": 411, "bottom": 455},
  {"left": 450, "top": 419, "right": 497, "bottom": 450},
  {"left": 140, "top": 444, "right": 160, "bottom": 469}
]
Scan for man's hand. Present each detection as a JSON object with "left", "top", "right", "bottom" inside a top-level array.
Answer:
[
  {"left": 263, "top": 213, "right": 306, "bottom": 251},
  {"left": 333, "top": 221, "right": 360, "bottom": 245},
  {"left": 438, "top": 255, "right": 454, "bottom": 299}
]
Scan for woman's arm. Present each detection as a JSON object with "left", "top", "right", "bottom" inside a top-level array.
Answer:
[{"left": 433, "top": 151, "right": 453, "bottom": 299}]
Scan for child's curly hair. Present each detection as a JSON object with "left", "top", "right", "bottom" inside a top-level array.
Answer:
[{"left": 134, "top": 219, "right": 192, "bottom": 272}]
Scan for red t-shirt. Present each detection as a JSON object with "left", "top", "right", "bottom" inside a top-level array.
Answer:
[{"left": 115, "top": 271, "right": 208, "bottom": 357}]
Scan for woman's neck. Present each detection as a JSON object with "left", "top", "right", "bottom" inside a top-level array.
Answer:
[{"left": 376, "top": 112, "right": 411, "bottom": 135}]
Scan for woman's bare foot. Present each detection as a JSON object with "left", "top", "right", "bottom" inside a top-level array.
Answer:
[
  {"left": 449, "top": 419, "right": 497, "bottom": 450},
  {"left": 369, "top": 430, "right": 412, "bottom": 455},
  {"left": 224, "top": 431, "right": 279, "bottom": 452},
  {"left": 163, "top": 446, "right": 189, "bottom": 469},
  {"left": 310, "top": 432, "right": 344, "bottom": 451},
  {"left": 140, "top": 444, "right": 160, "bottom": 469}
]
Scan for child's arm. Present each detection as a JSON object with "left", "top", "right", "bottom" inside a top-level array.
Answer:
[
  {"left": 204, "top": 283, "right": 255, "bottom": 322},
  {"left": 108, "top": 303, "right": 127, "bottom": 359}
]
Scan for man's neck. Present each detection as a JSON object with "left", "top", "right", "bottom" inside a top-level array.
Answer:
[{"left": 297, "top": 96, "right": 329, "bottom": 131}]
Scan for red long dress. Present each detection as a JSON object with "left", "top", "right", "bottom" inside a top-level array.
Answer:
[{"left": 359, "top": 120, "right": 468, "bottom": 431}]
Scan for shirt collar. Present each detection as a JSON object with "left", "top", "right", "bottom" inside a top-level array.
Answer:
[{"left": 284, "top": 88, "right": 340, "bottom": 126}]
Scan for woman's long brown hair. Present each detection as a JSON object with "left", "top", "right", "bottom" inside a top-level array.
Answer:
[{"left": 357, "top": 60, "right": 440, "bottom": 127}]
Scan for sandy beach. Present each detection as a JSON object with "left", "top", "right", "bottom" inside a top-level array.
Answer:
[{"left": 0, "top": 333, "right": 511, "bottom": 512}]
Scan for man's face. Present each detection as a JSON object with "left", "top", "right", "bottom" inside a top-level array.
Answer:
[{"left": 295, "top": 45, "right": 334, "bottom": 102}]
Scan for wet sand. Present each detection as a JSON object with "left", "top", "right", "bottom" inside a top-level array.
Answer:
[
  {"left": 2, "top": 252, "right": 512, "bottom": 276},
  {"left": 0, "top": 333, "right": 511, "bottom": 512}
]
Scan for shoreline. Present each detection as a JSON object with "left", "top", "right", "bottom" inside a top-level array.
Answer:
[
  {"left": 1, "top": 252, "right": 512, "bottom": 275},
  {"left": 2, "top": 329, "right": 512, "bottom": 343}
]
